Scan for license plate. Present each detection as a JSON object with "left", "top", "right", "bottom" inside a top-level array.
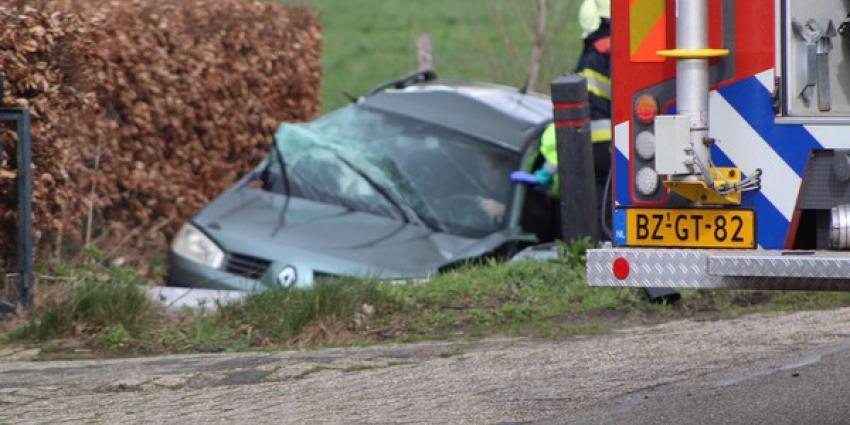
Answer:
[{"left": 626, "top": 208, "right": 756, "bottom": 248}]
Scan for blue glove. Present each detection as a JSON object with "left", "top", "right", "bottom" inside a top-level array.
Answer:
[
  {"left": 511, "top": 171, "right": 540, "bottom": 185},
  {"left": 510, "top": 168, "right": 555, "bottom": 187}
]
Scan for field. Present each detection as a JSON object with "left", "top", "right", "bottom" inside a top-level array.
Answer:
[{"left": 281, "top": 0, "right": 584, "bottom": 111}]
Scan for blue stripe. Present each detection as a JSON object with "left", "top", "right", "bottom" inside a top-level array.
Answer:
[
  {"left": 615, "top": 150, "right": 631, "bottom": 206},
  {"left": 712, "top": 146, "right": 789, "bottom": 249},
  {"left": 613, "top": 208, "right": 627, "bottom": 245},
  {"left": 717, "top": 77, "right": 822, "bottom": 176}
]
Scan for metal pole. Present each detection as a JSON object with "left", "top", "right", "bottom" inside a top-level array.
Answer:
[
  {"left": 552, "top": 74, "right": 599, "bottom": 243},
  {"left": 16, "top": 110, "right": 33, "bottom": 311},
  {"left": 675, "top": 0, "right": 711, "bottom": 181}
]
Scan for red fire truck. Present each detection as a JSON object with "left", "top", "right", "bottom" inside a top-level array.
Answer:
[{"left": 587, "top": 0, "right": 850, "bottom": 290}]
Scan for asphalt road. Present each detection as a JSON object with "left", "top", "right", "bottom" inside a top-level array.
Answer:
[
  {"left": 563, "top": 342, "right": 850, "bottom": 425},
  {"left": 3, "top": 307, "right": 850, "bottom": 424}
]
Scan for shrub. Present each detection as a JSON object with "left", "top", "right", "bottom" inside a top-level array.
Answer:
[{"left": 0, "top": 0, "right": 322, "bottom": 257}]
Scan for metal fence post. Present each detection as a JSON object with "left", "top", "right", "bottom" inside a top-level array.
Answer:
[
  {"left": 16, "top": 110, "right": 33, "bottom": 311},
  {"left": 0, "top": 72, "right": 34, "bottom": 312},
  {"left": 551, "top": 74, "right": 599, "bottom": 243}
]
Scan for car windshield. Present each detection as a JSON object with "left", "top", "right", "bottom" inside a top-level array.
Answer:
[{"left": 269, "top": 106, "right": 518, "bottom": 238}]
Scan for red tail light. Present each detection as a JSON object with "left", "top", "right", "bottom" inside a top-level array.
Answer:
[
  {"left": 613, "top": 257, "right": 631, "bottom": 280},
  {"left": 635, "top": 95, "right": 659, "bottom": 124}
]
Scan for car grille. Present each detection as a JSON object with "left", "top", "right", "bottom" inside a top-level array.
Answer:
[
  {"left": 313, "top": 271, "right": 342, "bottom": 282},
  {"left": 223, "top": 253, "right": 271, "bottom": 280}
]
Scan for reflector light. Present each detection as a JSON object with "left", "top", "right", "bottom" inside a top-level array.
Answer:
[
  {"left": 613, "top": 258, "right": 630, "bottom": 280},
  {"left": 635, "top": 95, "right": 659, "bottom": 124},
  {"left": 635, "top": 131, "right": 656, "bottom": 161},
  {"left": 636, "top": 167, "right": 660, "bottom": 196}
]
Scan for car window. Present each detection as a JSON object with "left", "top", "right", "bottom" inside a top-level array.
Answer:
[
  {"left": 267, "top": 148, "right": 403, "bottom": 221},
  {"left": 272, "top": 106, "right": 518, "bottom": 238}
]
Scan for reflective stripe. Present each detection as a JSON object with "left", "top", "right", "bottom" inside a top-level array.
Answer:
[
  {"left": 629, "top": 0, "right": 666, "bottom": 63},
  {"left": 592, "top": 129, "right": 613, "bottom": 143},
  {"left": 541, "top": 118, "right": 609, "bottom": 166},
  {"left": 590, "top": 119, "right": 611, "bottom": 131},
  {"left": 578, "top": 68, "right": 611, "bottom": 100},
  {"left": 540, "top": 124, "right": 558, "bottom": 166},
  {"left": 586, "top": 82, "right": 611, "bottom": 100},
  {"left": 579, "top": 68, "right": 612, "bottom": 86},
  {"left": 590, "top": 119, "right": 612, "bottom": 143},
  {"left": 542, "top": 160, "right": 557, "bottom": 173}
]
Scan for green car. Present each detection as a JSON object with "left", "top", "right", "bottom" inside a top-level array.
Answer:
[{"left": 167, "top": 73, "right": 556, "bottom": 291}]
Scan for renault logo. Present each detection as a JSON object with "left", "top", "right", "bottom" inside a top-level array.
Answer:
[{"left": 277, "top": 266, "right": 297, "bottom": 288}]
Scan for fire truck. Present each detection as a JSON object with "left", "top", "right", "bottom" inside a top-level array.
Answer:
[{"left": 586, "top": 0, "right": 850, "bottom": 291}]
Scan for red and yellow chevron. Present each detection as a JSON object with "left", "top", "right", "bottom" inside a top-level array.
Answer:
[{"left": 629, "top": 0, "right": 666, "bottom": 63}]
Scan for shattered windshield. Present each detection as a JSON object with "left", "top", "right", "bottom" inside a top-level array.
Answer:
[{"left": 270, "top": 106, "right": 518, "bottom": 238}]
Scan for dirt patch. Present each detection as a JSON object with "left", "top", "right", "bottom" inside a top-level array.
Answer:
[
  {"left": 288, "top": 318, "right": 357, "bottom": 348},
  {"left": 730, "top": 291, "right": 773, "bottom": 307}
]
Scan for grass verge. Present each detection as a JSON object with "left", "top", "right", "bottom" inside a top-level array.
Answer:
[
  {"left": 8, "top": 264, "right": 157, "bottom": 348},
  {"left": 6, "top": 243, "right": 850, "bottom": 358}
]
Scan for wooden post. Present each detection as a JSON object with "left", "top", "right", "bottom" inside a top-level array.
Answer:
[{"left": 416, "top": 33, "right": 433, "bottom": 71}]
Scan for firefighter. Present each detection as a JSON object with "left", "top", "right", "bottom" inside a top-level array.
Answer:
[
  {"left": 512, "top": 2, "right": 680, "bottom": 306},
  {"left": 512, "top": 0, "right": 611, "bottom": 195}
]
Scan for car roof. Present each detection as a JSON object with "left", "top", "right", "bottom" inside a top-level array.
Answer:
[{"left": 360, "top": 82, "right": 553, "bottom": 152}]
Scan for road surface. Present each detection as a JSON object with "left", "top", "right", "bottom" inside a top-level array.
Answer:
[{"left": 2, "top": 307, "right": 850, "bottom": 424}]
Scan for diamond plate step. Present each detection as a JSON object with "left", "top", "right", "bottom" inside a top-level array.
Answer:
[
  {"left": 708, "top": 252, "right": 850, "bottom": 279},
  {"left": 587, "top": 248, "right": 850, "bottom": 291}
]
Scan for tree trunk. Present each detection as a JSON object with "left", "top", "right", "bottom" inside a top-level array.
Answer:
[{"left": 526, "top": 0, "right": 547, "bottom": 93}]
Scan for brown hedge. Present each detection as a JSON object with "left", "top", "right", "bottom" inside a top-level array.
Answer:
[{"left": 0, "top": 0, "right": 321, "bottom": 258}]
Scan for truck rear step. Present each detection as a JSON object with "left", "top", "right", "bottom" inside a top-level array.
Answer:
[{"left": 587, "top": 249, "right": 850, "bottom": 291}]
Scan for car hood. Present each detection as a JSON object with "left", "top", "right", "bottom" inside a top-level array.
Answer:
[{"left": 193, "top": 182, "right": 520, "bottom": 280}]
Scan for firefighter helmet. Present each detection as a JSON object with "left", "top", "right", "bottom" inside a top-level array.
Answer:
[
  {"left": 595, "top": 0, "right": 610, "bottom": 19},
  {"left": 579, "top": 0, "right": 600, "bottom": 38}
]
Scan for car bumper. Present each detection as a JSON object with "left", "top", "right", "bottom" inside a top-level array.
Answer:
[{"left": 166, "top": 254, "right": 272, "bottom": 292}]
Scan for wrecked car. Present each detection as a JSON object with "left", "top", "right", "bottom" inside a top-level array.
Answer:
[{"left": 168, "top": 72, "right": 562, "bottom": 291}]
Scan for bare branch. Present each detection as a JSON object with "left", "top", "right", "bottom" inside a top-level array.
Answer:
[
  {"left": 487, "top": 2, "right": 524, "bottom": 84},
  {"left": 526, "top": 0, "right": 547, "bottom": 93}
]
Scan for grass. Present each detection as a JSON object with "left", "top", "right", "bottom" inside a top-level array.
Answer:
[
  {"left": 7, "top": 242, "right": 850, "bottom": 358},
  {"left": 9, "top": 263, "right": 157, "bottom": 343},
  {"left": 151, "top": 249, "right": 620, "bottom": 353},
  {"left": 214, "top": 277, "right": 399, "bottom": 342},
  {"left": 280, "top": 0, "right": 584, "bottom": 112}
]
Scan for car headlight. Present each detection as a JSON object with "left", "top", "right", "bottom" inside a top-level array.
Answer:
[{"left": 172, "top": 223, "right": 225, "bottom": 269}]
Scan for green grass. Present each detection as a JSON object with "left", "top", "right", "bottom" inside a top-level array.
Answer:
[
  {"left": 9, "top": 263, "right": 157, "bottom": 342},
  {"left": 153, "top": 252, "right": 621, "bottom": 352},
  {"left": 280, "top": 0, "right": 583, "bottom": 112},
  {"left": 213, "top": 277, "right": 401, "bottom": 342},
  {"left": 9, "top": 242, "right": 850, "bottom": 357}
]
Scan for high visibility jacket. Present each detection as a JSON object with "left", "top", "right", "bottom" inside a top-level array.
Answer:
[
  {"left": 576, "top": 20, "right": 612, "bottom": 147},
  {"left": 536, "top": 20, "right": 612, "bottom": 197}
]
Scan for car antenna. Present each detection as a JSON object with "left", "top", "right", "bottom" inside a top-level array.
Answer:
[
  {"left": 518, "top": 76, "right": 530, "bottom": 94},
  {"left": 342, "top": 90, "right": 358, "bottom": 103}
]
